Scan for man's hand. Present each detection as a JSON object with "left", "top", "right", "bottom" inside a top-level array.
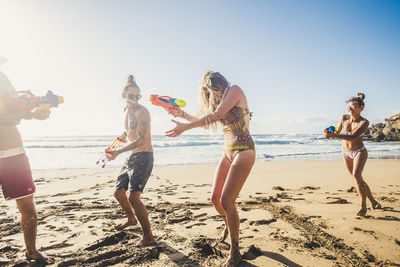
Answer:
[
  {"left": 31, "top": 109, "right": 51, "bottom": 120},
  {"left": 106, "top": 150, "right": 120, "bottom": 161}
]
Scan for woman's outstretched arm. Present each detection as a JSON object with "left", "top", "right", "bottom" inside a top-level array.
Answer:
[{"left": 166, "top": 86, "right": 242, "bottom": 137}]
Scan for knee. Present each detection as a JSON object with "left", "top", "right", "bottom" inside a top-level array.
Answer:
[
  {"left": 352, "top": 174, "right": 364, "bottom": 183},
  {"left": 211, "top": 194, "right": 221, "bottom": 207},
  {"left": 16, "top": 198, "right": 37, "bottom": 221},
  {"left": 21, "top": 208, "right": 37, "bottom": 222},
  {"left": 220, "top": 195, "right": 234, "bottom": 211},
  {"left": 128, "top": 192, "right": 141, "bottom": 205}
]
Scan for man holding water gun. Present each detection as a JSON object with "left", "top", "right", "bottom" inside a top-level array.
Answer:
[
  {"left": 106, "top": 75, "right": 156, "bottom": 246},
  {"left": 0, "top": 70, "right": 51, "bottom": 264}
]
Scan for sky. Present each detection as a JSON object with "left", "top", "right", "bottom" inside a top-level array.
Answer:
[{"left": 0, "top": 0, "right": 399, "bottom": 137}]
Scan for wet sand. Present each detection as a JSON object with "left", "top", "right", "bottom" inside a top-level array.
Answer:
[{"left": 1, "top": 160, "right": 399, "bottom": 266}]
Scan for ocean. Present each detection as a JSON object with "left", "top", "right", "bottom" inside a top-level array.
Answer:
[{"left": 22, "top": 134, "right": 400, "bottom": 170}]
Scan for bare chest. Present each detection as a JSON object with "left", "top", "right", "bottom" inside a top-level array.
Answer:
[{"left": 125, "top": 111, "right": 138, "bottom": 131}]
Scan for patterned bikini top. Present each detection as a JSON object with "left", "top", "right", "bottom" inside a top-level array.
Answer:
[{"left": 220, "top": 106, "right": 252, "bottom": 136}]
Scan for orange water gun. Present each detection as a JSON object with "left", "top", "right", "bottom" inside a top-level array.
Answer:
[
  {"left": 149, "top": 95, "right": 186, "bottom": 115},
  {"left": 0, "top": 90, "right": 64, "bottom": 112}
]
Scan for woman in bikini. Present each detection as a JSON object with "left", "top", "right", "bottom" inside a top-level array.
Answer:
[
  {"left": 325, "top": 93, "right": 381, "bottom": 216},
  {"left": 166, "top": 71, "right": 255, "bottom": 267}
]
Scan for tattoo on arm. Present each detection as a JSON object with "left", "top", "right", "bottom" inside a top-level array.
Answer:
[{"left": 136, "top": 114, "right": 150, "bottom": 139}]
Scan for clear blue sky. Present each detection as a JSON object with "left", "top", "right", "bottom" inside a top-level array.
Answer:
[{"left": 0, "top": 0, "right": 399, "bottom": 136}]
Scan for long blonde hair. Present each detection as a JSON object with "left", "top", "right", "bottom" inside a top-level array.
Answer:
[{"left": 198, "top": 71, "right": 230, "bottom": 130}]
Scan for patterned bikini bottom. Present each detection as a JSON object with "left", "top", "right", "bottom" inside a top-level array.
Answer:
[{"left": 343, "top": 146, "right": 366, "bottom": 159}]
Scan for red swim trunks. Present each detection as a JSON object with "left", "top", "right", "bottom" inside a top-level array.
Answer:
[{"left": 0, "top": 153, "right": 36, "bottom": 200}]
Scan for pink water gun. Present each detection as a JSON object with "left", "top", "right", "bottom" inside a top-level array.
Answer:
[{"left": 96, "top": 136, "right": 126, "bottom": 168}]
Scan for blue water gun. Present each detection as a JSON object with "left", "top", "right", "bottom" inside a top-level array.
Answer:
[{"left": 324, "top": 126, "right": 338, "bottom": 136}]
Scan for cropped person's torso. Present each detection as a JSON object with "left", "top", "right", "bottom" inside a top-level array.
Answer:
[{"left": 0, "top": 72, "right": 23, "bottom": 151}]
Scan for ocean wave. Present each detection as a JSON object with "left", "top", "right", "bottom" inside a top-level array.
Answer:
[
  {"left": 25, "top": 145, "right": 104, "bottom": 149},
  {"left": 254, "top": 140, "right": 295, "bottom": 145},
  {"left": 263, "top": 150, "right": 342, "bottom": 159},
  {"left": 25, "top": 141, "right": 222, "bottom": 149},
  {"left": 24, "top": 137, "right": 117, "bottom": 143},
  {"left": 153, "top": 141, "right": 221, "bottom": 148},
  {"left": 367, "top": 147, "right": 400, "bottom": 153}
]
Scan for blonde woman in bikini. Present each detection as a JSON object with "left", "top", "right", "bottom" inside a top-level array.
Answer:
[
  {"left": 166, "top": 71, "right": 255, "bottom": 267},
  {"left": 325, "top": 93, "right": 381, "bottom": 216}
]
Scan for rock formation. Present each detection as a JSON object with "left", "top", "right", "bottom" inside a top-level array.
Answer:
[{"left": 364, "top": 113, "right": 400, "bottom": 141}]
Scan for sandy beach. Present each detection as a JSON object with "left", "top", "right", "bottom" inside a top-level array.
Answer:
[{"left": 1, "top": 160, "right": 399, "bottom": 266}]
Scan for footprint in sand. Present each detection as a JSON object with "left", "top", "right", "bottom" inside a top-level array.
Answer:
[
  {"left": 327, "top": 198, "right": 350, "bottom": 204},
  {"left": 167, "top": 216, "right": 191, "bottom": 224},
  {"left": 185, "top": 222, "right": 207, "bottom": 229},
  {"left": 301, "top": 186, "right": 320, "bottom": 190},
  {"left": 347, "top": 186, "right": 356, "bottom": 192},
  {"left": 209, "top": 215, "right": 223, "bottom": 221},
  {"left": 242, "top": 245, "right": 263, "bottom": 260},
  {"left": 193, "top": 213, "right": 207, "bottom": 219},
  {"left": 56, "top": 226, "right": 71, "bottom": 232},
  {"left": 249, "top": 218, "right": 276, "bottom": 226},
  {"left": 272, "top": 186, "right": 286, "bottom": 191}
]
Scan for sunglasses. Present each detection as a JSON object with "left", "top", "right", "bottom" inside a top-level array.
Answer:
[{"left": 127, "top": 93, "right": 141, "bottom": 100}]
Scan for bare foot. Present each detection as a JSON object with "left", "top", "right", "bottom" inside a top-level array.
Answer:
[
  {"left": 136, "top": 237, "right": 156, "bottom": 247},
  {"left": 357, "top": 208, "right": 367, "bottom": 217},
  {"left": 116, "top": 217, "right": 137, "bottom": 230},
  {"left": 222, "top": 251, "right": 242, "bottom": 267},
  {"left": 26, "top": 251, "right": 52, "bottom": 264},
  {"left": 372, "top": 201, "right": 382, "bottom": 209}
]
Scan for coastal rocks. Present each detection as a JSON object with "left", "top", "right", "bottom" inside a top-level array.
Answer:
[
  {"left": 364, "top": 113, "right": 400, "bottom": 141},
  {"left": 364, "top": 123, "right": 385, "bottom": 141}
]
